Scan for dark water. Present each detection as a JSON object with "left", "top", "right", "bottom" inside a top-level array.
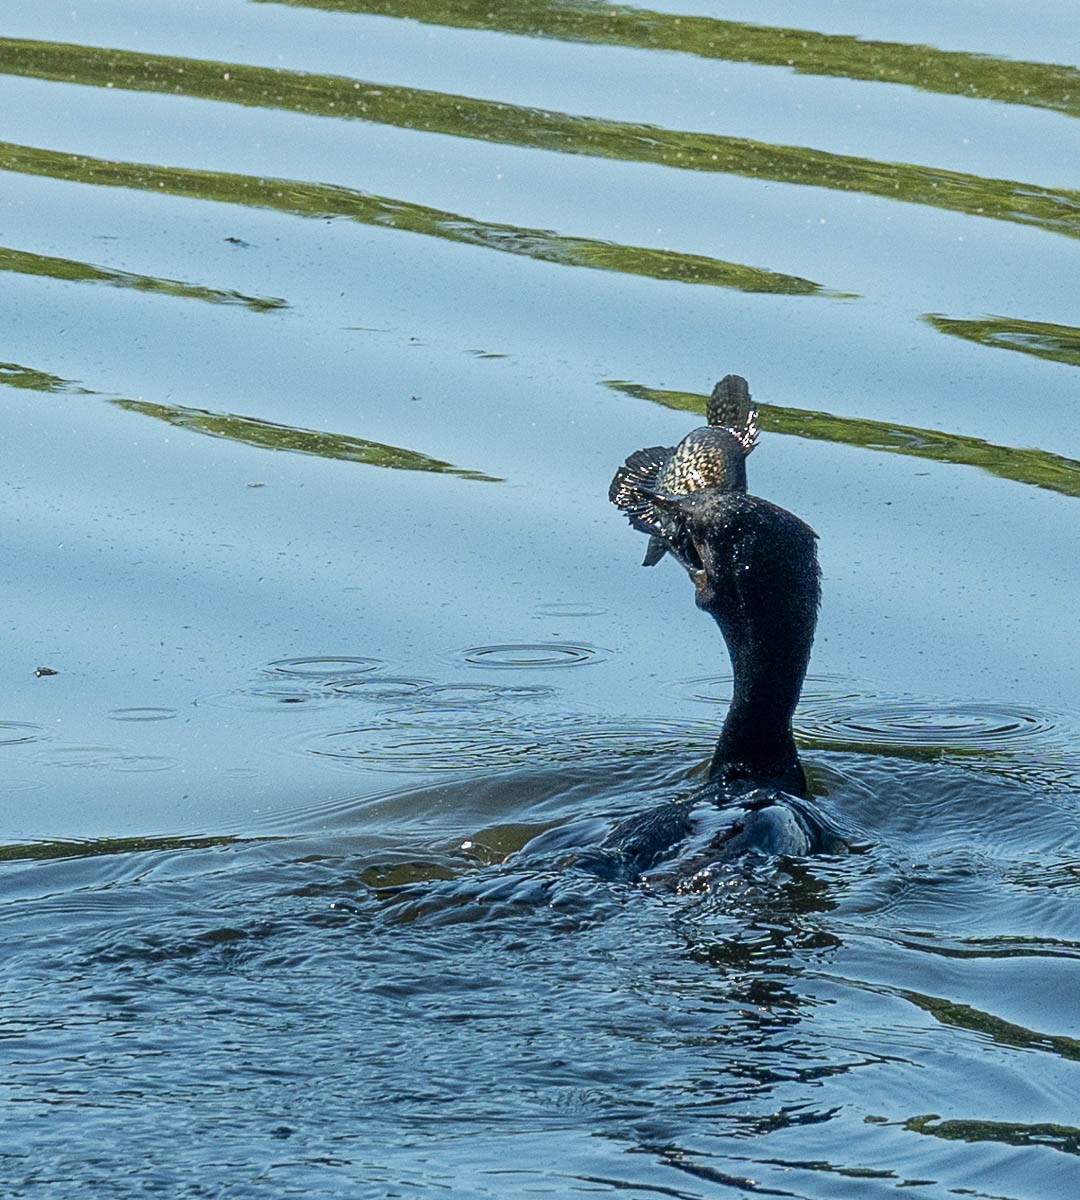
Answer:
[
  {"left": 6, "top": 732, "right": 1080, "bottom": 1196},
  {"left": 2, "top": 1, "right": 1079, "bottom": 1195}
]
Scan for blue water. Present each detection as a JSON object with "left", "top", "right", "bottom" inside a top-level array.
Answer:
[{"left": 2, "top": 2, "right": 1079, "bottom": 1195}]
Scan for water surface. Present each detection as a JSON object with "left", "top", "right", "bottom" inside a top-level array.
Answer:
[{"left": 2, "top": 2, "right": 1078, "bottom": 1195}]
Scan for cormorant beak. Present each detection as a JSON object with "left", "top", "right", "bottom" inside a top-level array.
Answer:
[
  {"left": 667, "top": 538, "right": 708, "bottom": 588},
  {"left": 686, "top": 542, "right": 708, "bottom": 592},
  {"left": 633, "top": 486, "right": 707, "bottom": 582}
]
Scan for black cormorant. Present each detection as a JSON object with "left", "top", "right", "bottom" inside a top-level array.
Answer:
[{"left": 597, "top": 380, "right": 850, "bottom": 881}]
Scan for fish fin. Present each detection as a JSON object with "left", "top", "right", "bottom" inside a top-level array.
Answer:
[
  {"left": 707, "top": 375, "right": 758, "bottom": 454},
  {"left": 608, "top": 445, "right": 670, "bottom": 528},
  {"left": 641, "top": 535, "right": 668, "bottom": 567}
]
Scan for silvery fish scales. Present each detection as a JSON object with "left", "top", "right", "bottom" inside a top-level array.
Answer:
[{"left": 609, "top": 374, "right": 759, "bottom": 566}]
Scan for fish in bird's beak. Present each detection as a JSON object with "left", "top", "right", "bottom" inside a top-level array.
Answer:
[{"left": 608, "top": 374, "right": 758, "bottom": 566}]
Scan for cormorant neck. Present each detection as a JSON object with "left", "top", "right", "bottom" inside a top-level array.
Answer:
[
  {"left": 685, "top": 493, "right": 820, "bottom": 800},
  {"left": 709, "top": 631, "right": 810, "bottom": 797}
]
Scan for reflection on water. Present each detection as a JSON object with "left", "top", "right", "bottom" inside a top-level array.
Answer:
[
  {"left": 926, "top": 313, "right": 1080, "bottom": 369},
  {"left": 905, "top": 1113, "right": 1080, "bottom": 1156},
  {"left": 0, "top": 356, "right": 499, "bottom": 481},
  {"left": 0, "top": 832, "right": 242, "bottom": 862},
  {"left": 256, "top": 0, "right": 1080, "bottom": 118},
  {"left": 0, "top": 244, "right": 287, "bottom": 312},
  {"left": 4, "top": 41, "right": 1080, "bottom": 240},
  {"left": 900, "top": 989, "right": 1080, "bottom": 1058},
  {"left": 114, "top": 397, "right": 502, "bottom": 481},
  {"left": 0, "top": 360, "right": 90, "bottom": 394},
  {"left": 0, "top": 139, "right": 836, "bottom": 296}
]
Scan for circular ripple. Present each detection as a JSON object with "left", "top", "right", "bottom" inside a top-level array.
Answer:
[
  {"left": 364, "top": 682, "right": 556, "bottom": 728},
  {"left": 414, "top": 682, "right": 555, "bottom": 707},
  {"left": 108, "top": 707, "right": 179, "bottom": 722},
  {"left": 665, "top": 674, "right": 733, "bottom": 704},
  {"left": 202, "top": 684, "right": 341, "bottom": 712},
  {"left": 558, "top": 719, "right": 713, "bottom": 759},
  {"left": 460, "top": 643, "right": 607, "bottom": 669},
  {"left": 303, "top": 725, "right": 532, "bottom": 773},
  {"left": 267, "top": 656, "right": 383, "bottom": 680},
  {"left": 328, "top": 677, "right": 433, "bottom": 701},
  {"left": 798, "top": 674, "right": 865, "bottom": 706},
  {"left": 533, "top": 603, "right": 608, "bottom": 618},
  {"left": 294, "top": 716, "right": 711, "bottom": 774},
  {"left": 796, "top": 700, "right": 1056, "bottom": 754},
  {"left": 670, "top": 673, "right": 864, "bottom": 708},
  {"left": 36, "top": 746, "right": 178, "bottom": 772},
  {"left": 383, "top": 705, "right": 515, "bottom": 730},
  {"left": 111, "top": 755, "right": 180, "bottom": 774},
  {"left": 0, "top": 720, "right": 46, "bottom": 747}
]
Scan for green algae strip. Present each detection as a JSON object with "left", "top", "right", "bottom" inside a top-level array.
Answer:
[
  {"left": 0, "top": 833, "right": 246, "bottom": 862},
  {"left": 607, "top": 380, "right": 1080, "bottom": 499},
  {"left": 255, "top": 0, "right": 1080, "bottom": 120},
  {"left": 925, "top": 314, "right": 1080, "bottom": 369},
  {"left": 2, "top": 39, "right": 1079, "bottom": 242},
  {"left": 0, "top": 244, "right": 287, "bottom": 311},
  {"left": 0, "top": 361, "right": 500, "bottom": 482},
  {"left": 900, "top": 988, "right": 1080, "bottom": 1061},
  {"left": 903, "top": 1114, "right": 1080, "bottom": 1155},
  {"left": 114, "top": 396, "right": 501, "bottom": 481},
  {"left": 0, "top": 361, "right": 88, "bottom": 394},
  {"left": 0, "top": 141, "right": 837, "bottom": 298}
]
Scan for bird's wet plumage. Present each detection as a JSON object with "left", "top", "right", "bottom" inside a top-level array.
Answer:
[
  {"left": 597, "top": 485, "right": 842, "bottom": 872},
  {"left": 608, "top": 374, "right": 759, "bottom": 566}
]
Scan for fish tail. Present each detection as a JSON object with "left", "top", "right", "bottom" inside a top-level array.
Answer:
[{"left": 707, "top": 375, "right": 758, "bottom": 453}]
